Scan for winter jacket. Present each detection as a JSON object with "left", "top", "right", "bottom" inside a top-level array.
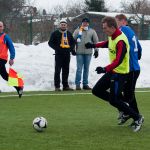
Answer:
[
  {"left": 48, "top": 30, "right": 75, "bottom": 55},
  {"left": 73, "top": 27, "right": 99, "bottom": 54}
]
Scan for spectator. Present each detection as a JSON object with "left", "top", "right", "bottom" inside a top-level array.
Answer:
[
  {"left": 48, "top": 19, "right": 75, "bottom": 91},
  {"left": 73, "top": 18, "right": 99, "bottom": 90}
]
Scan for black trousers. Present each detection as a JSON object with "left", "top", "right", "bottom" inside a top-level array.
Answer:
[
  {"left": 123, "top": 70, "right": 140, "bottom": 114},
  {"left": 0, "top": 59, "right": 23, "bottom": 92},
  {"left": 92, "top": 72, "right": 139, "bottom": 120},
  {"left": 0, "top": 59, "right": 8, "bottom": 81},
  {"left": 54, "top": 54, "right": 70, "bottom": 88}
]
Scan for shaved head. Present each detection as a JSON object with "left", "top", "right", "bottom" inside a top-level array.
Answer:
[
  {"left": 0, "top": 21, "right": 4, "bottom": 33},
  {"left": 0, "top": 21, "right": 4, "bottom": 26}
]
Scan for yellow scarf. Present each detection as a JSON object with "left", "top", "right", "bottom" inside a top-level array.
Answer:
[
  {"left": 77, "top": 26, "right": 84, "bottom": 43},
  {"left": 60, "top": 31, "right": 70, "bottom": 48}
]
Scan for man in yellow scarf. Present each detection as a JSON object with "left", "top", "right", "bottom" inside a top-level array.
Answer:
[
  {"left": 48, "top": 19, "right": 75, "bottom": 91},
  {"left": 73, "top": 18, "right": 99, "bottom": 90}
]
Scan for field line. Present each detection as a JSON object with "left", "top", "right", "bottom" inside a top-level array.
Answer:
[
  {"left": 0, "top": 90, "right": 150, "bottom": 98},
  {"left": 0, "top": 92, "right": 91, "bottom": 98}
]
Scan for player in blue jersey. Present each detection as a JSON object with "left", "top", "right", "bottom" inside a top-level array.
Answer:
[{"left": 115, "top": 14, "right": 143, "bottom": 127}]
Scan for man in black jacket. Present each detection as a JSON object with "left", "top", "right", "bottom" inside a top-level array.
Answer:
[{"left": 48, "top": 19, "right": 75, "bottom": 91}]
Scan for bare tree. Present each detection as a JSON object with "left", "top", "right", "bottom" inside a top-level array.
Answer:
[
  {"left": 121, "top": 0, "right": 150, "bottom": 39},
  {"left": 49, "top": 0, "right": 85, "bottom": 18},
  {"left": 51, "top": 5, "right": 65, "bottom": 17},
  {"left": 121, "top": 0, "right": 150, "bottom": 15},
  {"left": 121, "top": 0, "right": 150, "bottom": 23},
  {"left": 0, "top": 0, "right": 25, "bottom": 20},
  {"left": 65, "top": 2, "right": 85, "bottom": 17}
]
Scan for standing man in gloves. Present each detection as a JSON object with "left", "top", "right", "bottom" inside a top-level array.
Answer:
[
  {"left": 48, "top": 19, "right": 75, "bottom": 91},
  {"left": 73, "top": 18, "right": 99, "bottom": 90}
]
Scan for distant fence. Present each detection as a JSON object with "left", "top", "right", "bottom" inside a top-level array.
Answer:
[
  {"left": 4, "top": 14, "right": 150, "bottom": 45},
  {"left": 4, "top": 15, "right": 55, "bottom": 45}
]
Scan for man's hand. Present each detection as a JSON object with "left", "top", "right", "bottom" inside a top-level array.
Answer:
[
  {"left": 9, "top": 59, "right": 14, "bottom": 66},
  {"left": 71, "top": 50, "right": 76, "bottom": 56},
  {"left": 85, "top": 42, "right": 95, "bottom": 49},
  {"left": 95, "top": 66, "right": 106, "bottom": 74},
  {"left": 93, "top": 50, "right": 98, "bottom": 58}
]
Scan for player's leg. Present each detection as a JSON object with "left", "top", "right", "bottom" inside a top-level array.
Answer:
[{"left": 92, "top": 72, "right": 111, "bottom": 102}]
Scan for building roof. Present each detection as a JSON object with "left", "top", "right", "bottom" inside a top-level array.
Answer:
[{"left": 72, "top": 11, "right": 150, "bottom": 24}]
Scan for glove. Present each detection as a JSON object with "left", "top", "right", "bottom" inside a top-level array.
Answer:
[
  {"left": 85, "top": 42, "right": 95, "bottom": 49},
  {"left": 93, "top": 50, "right": 98, "bottom": 58},
  {"left": 71, "top": 50, "right": 76, "bottom": 56},
  {"left": 95, "top": 66, "right": 106, "bottom": 74},
  {"left": 138, "top": 52, "right": 141, "bottom": 60}
]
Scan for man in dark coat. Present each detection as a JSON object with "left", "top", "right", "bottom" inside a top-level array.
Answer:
[{"left": 48, "top": 19, "right": 75, "bottom": 91}]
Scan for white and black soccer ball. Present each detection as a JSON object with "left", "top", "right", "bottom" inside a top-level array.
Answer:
[{"left": 32, "top": 117, "right": 47, "bottom": 132}]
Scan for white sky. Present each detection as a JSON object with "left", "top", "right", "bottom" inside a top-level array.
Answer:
[{"left": 30, "top": 0, "right": 132, "bottom": 12}]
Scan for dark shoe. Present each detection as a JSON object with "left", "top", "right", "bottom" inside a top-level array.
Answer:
[
  {"left": 63, "top": 87, "right": 74, "bottom": 91},
  {"left": 17, "top": 87, "right": 23, "bottom": 98},
  {"left": 83, "top": 85, "right": 92, "bottom": 90},
  {"left": 55, "top": 88, "right": 61, "bottom": 92},
  {"left": 76, "top": 85, "right": 81, "bottom": 90},
  {"left": 132, "top": 115, "right": 144, "bottom": 132},
  {"left": 118, "top": 114, "right": 131, "bottom": 125}
]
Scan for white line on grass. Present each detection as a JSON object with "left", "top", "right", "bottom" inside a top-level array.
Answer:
[
  {"left": 0, "top": 90, "right": 150, "bottom": 98},
  {"left": 0, "top": 92, "right": 92, "bottom": 98},
  {"left": 135, "top": 90, "right": 150, "bottom": 92}
]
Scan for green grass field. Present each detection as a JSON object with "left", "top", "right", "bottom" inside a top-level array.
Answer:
[{"left": 0, "top": 90, "right": 150, "bottom": 150}]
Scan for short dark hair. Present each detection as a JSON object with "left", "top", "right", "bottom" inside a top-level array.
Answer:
[
  {"left": 102, "top": 16, "right": 117, "bottom": 29},
  {"left": 115, "top": 14, "right": 127, "bottom": 21}
]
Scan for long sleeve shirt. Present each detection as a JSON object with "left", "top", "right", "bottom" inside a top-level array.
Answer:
[{"left": 95, "top": 29, "right": 127, "bottom": 72}]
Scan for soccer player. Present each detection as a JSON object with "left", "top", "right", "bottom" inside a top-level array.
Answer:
[
  {"left": 0, "top": 21, "right": 23, "bottom": 98},
  {"left": 115, "top": 14, "right": 142, "bottom": 125},
  {"left": 85, "top": 16, "right": 144, "bottom": 132}
]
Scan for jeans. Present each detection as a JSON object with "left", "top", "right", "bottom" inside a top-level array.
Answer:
[{"left": 75, "top": 54, "right": 92, "bottom": 86}]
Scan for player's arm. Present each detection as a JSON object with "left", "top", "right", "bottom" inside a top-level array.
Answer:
[
  {"left": 5, "top": 34, "right": 15, "bottom": 60},
  {"left": 95, "top": 40, "right": 108, "bottom": 48},
  {"left": 137, "top": 40, "right": 142, "bottom": 60}
]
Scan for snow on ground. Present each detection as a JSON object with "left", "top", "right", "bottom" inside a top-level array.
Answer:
[{"left": 0, "top": 40, "right": 150, "bottom": 92}]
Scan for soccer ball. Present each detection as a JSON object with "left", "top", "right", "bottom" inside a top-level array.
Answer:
[{"left": 32, "top": 117, "right": 47, "bottom": 132}]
